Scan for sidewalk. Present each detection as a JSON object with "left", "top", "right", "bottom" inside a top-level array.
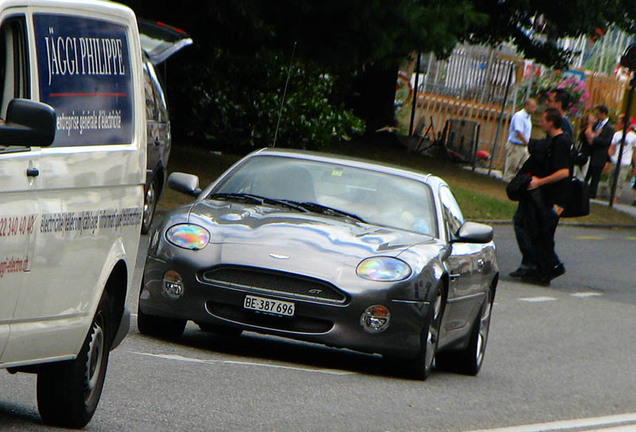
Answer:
[{"left": 591, "top": 198, "right": 636, "bottom": 219}]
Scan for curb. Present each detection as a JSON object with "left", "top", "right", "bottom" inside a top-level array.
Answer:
[{"left": 473, "top": 220, "right": 636, "bottom": 229}]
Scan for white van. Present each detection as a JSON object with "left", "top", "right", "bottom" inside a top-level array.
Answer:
[{"left": 0, "top": 0, "right": 145, "bottom": 428}]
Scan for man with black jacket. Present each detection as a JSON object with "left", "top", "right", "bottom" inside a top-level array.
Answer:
[
  {"left": 584, "top": 105, "right": 614, "bottom": 198},
  {"left": 521, "top": 108, "right": 572, "bottom": 286}
]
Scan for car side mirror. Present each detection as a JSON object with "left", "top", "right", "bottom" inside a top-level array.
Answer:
[
  {"left": 0, "top": 99, "right": 56, "bottom": 147},
  {"left": 168, "top": 172, "right": 201, "bottom": 197},
  {"left": 454, "top": 221, "right": 494, "bottom": 244}
]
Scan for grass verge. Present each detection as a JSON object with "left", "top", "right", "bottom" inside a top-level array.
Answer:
[{"left": 159, "top": 140, "right": 636, "bottom": 226}]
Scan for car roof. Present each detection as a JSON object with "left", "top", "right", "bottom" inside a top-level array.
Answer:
[{"left": 248, "top": 147, "right": 448, "bottom": 190}]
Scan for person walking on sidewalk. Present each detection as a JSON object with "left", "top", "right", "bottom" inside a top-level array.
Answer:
[{"left": 504, "top": 98, "right": 537, "bottom": 182}]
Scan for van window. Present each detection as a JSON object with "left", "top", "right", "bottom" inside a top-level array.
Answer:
[
  {"left": 33, "top": 14, "right": 134, "bottom": 147},
  {"left": 0, "top": 17, "right": 30, "bottom": 119}
]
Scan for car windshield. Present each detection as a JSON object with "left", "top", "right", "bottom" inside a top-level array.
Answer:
[{"left": 210, "top": 155, "right": 437, "bottom": 237}]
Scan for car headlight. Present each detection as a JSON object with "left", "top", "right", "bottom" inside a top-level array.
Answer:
[
  {"left": 165, "top": 224, "right": 210, "bottom": 250},
  {"left": 356, "top": 257, "right": 412, "bottom": 281}
]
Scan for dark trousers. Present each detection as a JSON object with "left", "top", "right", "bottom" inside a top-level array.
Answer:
[
  {"left": 585, "top": 164, "right": 604, "bottom": 198},
  {"left": 531, "top": 211, "right": 560, "bottom": 278},
  {"left": 513, "top": 207, "right": 535, "bottom": 268}
]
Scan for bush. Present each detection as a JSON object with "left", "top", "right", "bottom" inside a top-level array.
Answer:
[{"left": 167, "top": 48, "right": 364, "bottom": 152}]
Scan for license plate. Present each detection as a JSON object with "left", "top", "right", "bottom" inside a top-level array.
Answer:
[{"left": 243, "top": 295, "right": 295, "bottom": 317}]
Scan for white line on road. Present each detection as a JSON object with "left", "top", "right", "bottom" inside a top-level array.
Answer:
[
  {"left": 462, "top": 412, "right": 636, "bottom": 432},
  {"left": 571, "top": 292, "right": 603, "bottom": 298},
  {"left": 130, "top": 351, "right": 356, "bottom": 376},
  {"left": 519, "top": 296, "right": 558, "bottom": 303}
]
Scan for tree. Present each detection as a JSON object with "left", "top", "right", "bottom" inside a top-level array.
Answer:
[
  {"left": 465, "top": 0, "right": 636, "bottom": 68},
  {"left": 123, "top": 1, "right": 636, "bottom": 141}
]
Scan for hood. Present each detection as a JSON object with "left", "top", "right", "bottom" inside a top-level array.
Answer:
[{"left": 186, "top": 200, "right": 440, "bottom": 279}]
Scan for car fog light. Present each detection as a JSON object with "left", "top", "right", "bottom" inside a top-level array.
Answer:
[
  {"left": 162, "top": 270, "right": 184, "bottom": 299},
  {"left": 360, "top": 305, "right": 390, "bottom": 333}
]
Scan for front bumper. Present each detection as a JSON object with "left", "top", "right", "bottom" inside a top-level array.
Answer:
[{"left": 141, "top": 256, "right": 432, "bottom": 359}]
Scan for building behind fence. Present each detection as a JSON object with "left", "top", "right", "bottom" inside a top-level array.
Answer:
[{"left": 401, "top": 45, "right": 629, "bottom": 169}]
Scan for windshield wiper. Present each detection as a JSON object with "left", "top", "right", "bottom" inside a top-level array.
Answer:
[
  {"left": 295, "top": 201, "right": 366, "bottom": 223},
  {"left": 208, "top": 193, "right": 308, "bottom": 212},
  {"left": 208, "top": 193, "right": 265, "bottom": 204}
]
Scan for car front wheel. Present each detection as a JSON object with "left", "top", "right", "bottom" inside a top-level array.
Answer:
[
  {"left": 36, "top": 292, "right": 112, "bottom": 428},
  {"left": 437, "top": 286, "right": 494, "bottom": 375},
  {"left": 387, "top": 286, "right": 444, "bottom": 380}
]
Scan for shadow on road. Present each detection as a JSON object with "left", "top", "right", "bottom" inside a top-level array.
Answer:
[
  {"left": 136, "top": 324, "right": 437, "bottom": 380},
  {"left": 0, "top": 400, "right": 48, "bottom": 430}
]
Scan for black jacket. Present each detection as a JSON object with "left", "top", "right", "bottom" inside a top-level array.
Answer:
[{"left": 586, "top": 121, "right": 614, "bottom": 167}]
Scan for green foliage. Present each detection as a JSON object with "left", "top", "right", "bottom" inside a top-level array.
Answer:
[
  {"left": 172, "top": 48, "right": 364, "bottom": 151},
  {"left": 466, "top": 0, "right": 636, "bottom": 68}
]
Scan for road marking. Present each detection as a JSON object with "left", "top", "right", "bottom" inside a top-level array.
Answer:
[
  {"left": 519, "top": 296, "right": 558, "bottom": 303},
  {"left": 572, "top": 235, "right": 605, "bottom": 240},
  {"left": 462, "top": 412, "right": 636, "bottom": 432},
  {"left": 571, "top": 292, "right": 603, "bottom": 298},
  {"left": 628, "top": 236, "right": 636, "bottom": 241},
  {"left": 130, "top": 351, "right": 356, "bottom": 376}
]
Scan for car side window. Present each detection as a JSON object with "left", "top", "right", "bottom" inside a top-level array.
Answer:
[
  {"left": 439, "top": 186, "right": 464, "bottom": 240},
  {"left": 0, "top": 16, "right": 30, "bottom": 119}
]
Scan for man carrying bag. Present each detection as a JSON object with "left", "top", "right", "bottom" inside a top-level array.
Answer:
[{"left": 521, "top": 108, "right": 573, "bottom": 286}]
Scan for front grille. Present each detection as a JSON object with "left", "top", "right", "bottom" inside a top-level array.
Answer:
[
  {"left": 201, "top": 266, "right": 347, "bottom": 304},
  {"left": 206, "top": 302, "right": 333, "bottom": 334}
]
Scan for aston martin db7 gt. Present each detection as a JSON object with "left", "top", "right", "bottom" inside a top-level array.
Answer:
[{"left": 138, "top": 148, "right": 499, "bottom": 379}]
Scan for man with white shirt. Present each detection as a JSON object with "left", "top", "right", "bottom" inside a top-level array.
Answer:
[
  {"left": 607, "top": 114, "right": 636, "bottom": 204},
  {"left": 504, "top": 98, "right": 537, "bottom": 181}
]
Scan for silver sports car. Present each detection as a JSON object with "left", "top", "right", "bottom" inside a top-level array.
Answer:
[{"left": 139, "top": 148, "right": 498, "bottom": 379}]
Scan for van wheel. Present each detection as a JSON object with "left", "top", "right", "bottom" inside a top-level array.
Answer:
[
  {"left": 137, "top": 305, "right": 185, "bottom": 340},
  {"left": 141, "top": 178, "right": 159, "bottom": 234},
  {"left": 36, "top": 293, "right": 112, "bottom": 428},
  {"left": 437, "top": 286, "right": 494, "bottom": 375}
]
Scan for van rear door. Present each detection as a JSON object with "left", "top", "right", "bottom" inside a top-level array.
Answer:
[{"left": 138, "top": 19, "right": 192, "bottom": 65}]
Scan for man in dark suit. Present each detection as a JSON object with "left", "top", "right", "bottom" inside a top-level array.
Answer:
[{"left": 585, "top": 105, "right": 614, "bottom": 198}]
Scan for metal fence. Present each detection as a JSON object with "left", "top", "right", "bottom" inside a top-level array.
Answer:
[{"left": 406, "top": 45, "right": 520, "bottom": 169}]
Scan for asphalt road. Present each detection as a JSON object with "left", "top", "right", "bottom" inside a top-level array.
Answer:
[{"left": 1, "top": 224, "right": 635, "bottom": 432}]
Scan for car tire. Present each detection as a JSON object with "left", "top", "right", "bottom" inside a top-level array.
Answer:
[
  {"left": 141, "top": 177, "right": 159, "bottom": 234},
  {"left": 437, "top": 286, "right": 494, "bottom": 376},
  {"left": 137, "top": 304, "right": 186, "bottom": 340},
  {"left": 388, "top": 286, "right": 444, "bottom": 380},
  {"left": 197, "top": 322, "right": 243, "bottom": 337},
  {"left": 36, "top": 292, "right": 112, "bottom": 428}
]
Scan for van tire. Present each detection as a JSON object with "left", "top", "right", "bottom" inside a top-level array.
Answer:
[
  {"left": 137, "top": 306, "right": 185, "bottom": 340},
  {"left": 36, "top": 292, "right": 112, "bottom": 428}
]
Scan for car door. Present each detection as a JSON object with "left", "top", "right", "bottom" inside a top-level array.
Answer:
[
  {"left": 438, "top": 185, "right": 485, "bottom": 340},
  {"left": 0, "top": 12, "right": 37, "bottom": 361}
]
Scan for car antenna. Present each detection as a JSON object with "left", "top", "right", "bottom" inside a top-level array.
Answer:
[{"left": 272, "top": 41, "right": 297, "bottom": 148}]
